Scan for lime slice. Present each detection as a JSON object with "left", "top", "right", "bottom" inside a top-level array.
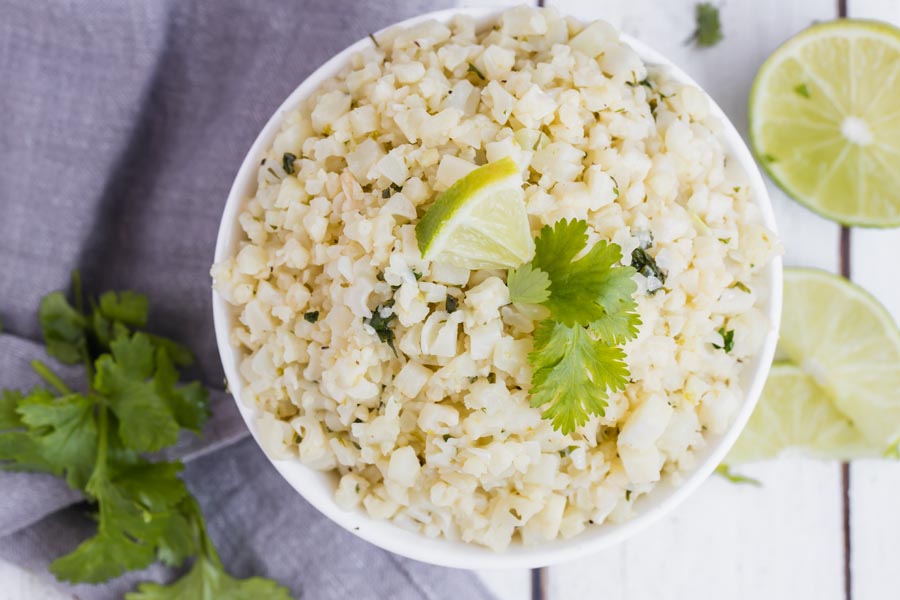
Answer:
[
  {"left": 727, "top": 363, "right": 877, "bottom": 464},
  {"left": 415, "top": 157, "right": 534, "bottom": 270},
  {"left": 749, "top": 20, "right": 900, "bottom": 227},
  {"left": 777, "top": 268, "right": 900, "bottom": 446}
]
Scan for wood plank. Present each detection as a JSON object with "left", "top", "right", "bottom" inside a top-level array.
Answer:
[
  {"left": 548, "top": 460, "right": 844, "bottom": 600},
  {"left": 477, "top": 569, "right": 534, "bottom": 600},
  {"left": 843, "top": 4, "right": 900, "bottom": 600},
  {"left": 543, "top": 1, "right": 844, "bottom": 598}
]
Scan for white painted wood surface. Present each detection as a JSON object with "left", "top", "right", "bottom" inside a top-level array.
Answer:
[
  {"left": 843, "top": 3, "right": 900, "bottom": 600},
  {"left": 2, "top": 2, "right": 898, "bottom": 600},
  {"left": 549, "top": 459, "right": 845, "bottom": 600}
]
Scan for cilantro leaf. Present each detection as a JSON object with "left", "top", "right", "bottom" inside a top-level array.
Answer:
[
  {"left": 154, "top": 347, "right": 209, "bottom": 434},
  {"left": 126, "top": 498, "right": 292, "bottom": 600},
  {"left": 15, "top": 391, "right": 98, "bottom": 489},
  {"left": 126, "top": 554, "right": 293, "bottom": 600},
  {"left": 98, "top": 291, "right": 149, "bottom": 328},
  {"left": 690, "top": 3, "right": 723, "bottom": 48},
  {"left": 154, "top": 505, "right": 197, "bottom": 567},
  {"left": 0, "top": 390, "right": 24, "bottom": 429},
  {"left": 39, "top": 292, "right": 87, "bottom": 364},
  {"left": 528, "top": 321, "right": 629, "bottom": 434},
  {"left": 589, "top": 304, "right": 642, "bottom": 345},
  {"left": 5, "top": 276, "right": 289, "bottom": 597},
  {"left": 507, "top": 263, "right": 551, "bottom": 305},
  {"left": 94, "top": 333, "right": 180, "bottom": 452},
  {"left": 51, "top": 461, "right": 189, "bottom": 583},
  {"left": 0, "top": 391, "right": 57, "bottom": 475},
  {"left": 530, "top": 220, "right": 637, "bottom": 326},
  {"left": 147, "top": 334, "right": 195, "bottom": 367}
]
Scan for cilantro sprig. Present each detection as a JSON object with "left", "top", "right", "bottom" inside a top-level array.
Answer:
[
  {"left": 0, "top": 273, "right": 291, "bottom": 599},
  {"left": 508, "top": 219, "right": 641, "bottom": 433}
]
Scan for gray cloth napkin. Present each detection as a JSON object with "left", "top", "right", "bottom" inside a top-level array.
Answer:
[{"left": 0, "top": 1, "right": 496, "bottom": 598}]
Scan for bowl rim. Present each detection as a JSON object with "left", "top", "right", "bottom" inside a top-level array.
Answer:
[{"left": 212, "top": 6, "right": 783, "bottom": 569}]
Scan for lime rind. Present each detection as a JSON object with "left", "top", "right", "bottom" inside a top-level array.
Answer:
[
  {"left": 415, "top": 157, "right": 534, "bottom": 270},
  {"left": 749, "top": 19, "right": 900, "bottom": 227}
]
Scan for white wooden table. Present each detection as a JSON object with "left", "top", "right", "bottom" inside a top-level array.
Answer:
[{"left": 2, "top": 1, "right": 898, "bottom": 599}]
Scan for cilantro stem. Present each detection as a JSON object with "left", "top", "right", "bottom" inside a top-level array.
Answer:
[
  {"left": 186, "top": 497, "right": 222, "bottom": 567},
  {"left": 70, "top": 270, "right": 96, "bottom": 386},
  {"left": 93, "top": 404, "right": 109, "bottom": 481},
  {"left": 30, "top": 360, "right": 72, "bottom": 395}
]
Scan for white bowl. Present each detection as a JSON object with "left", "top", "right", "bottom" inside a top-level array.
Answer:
[{"left": 212, "top": 6, "right": 783, "bottom": 570}]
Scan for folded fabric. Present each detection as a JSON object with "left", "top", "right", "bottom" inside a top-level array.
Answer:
[{"left": 0, "top": 1, "right": 495, "bottom": 597}]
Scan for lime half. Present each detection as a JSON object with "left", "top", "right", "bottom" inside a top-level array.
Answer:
[
  {"left": 777, "top": 268, "right": 900, "bottom": 447},
  {"left": 416, "top": 157, "right": 534, "bottom": 270},
  {"left": 728, "top": 364, "right": 877, "bottom": 464},
  {"left": 749, "top": 20, "right": 900, "bottom": 226}
]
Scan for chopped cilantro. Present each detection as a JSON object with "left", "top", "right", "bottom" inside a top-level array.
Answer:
[
  {"left": 714, "top": 327, "right": 735, "bottom": 352},
  {"left": 304, "top": 311, "right": 319, "bottom": 323},
  {"left": 689, "top": 3, "right": 723, "bottom": 48},
  {"left": 382, "top": 182, "right": 402, "bottom": 199},
  {"left": 365, "top": 303, "right": 398, "bottom": 356},
  {"left": 715, "top": 464, "right": 761, "bottom": 486},
  {"left": 282, "top": 152, "right": 297, "bottom": 175},
  {"left": 445, "top": 295, "right": 459, "bottom": 314},
  {"left": 631, "top": 247, "right": 666, "bottom": 284}
]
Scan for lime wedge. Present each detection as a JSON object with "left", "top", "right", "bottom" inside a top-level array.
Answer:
[
  {"left": 749, "top": 20, "right": 900, "bottom": 226},
  {"left": 727, "top": 363, "right": 877, "bottom": 464},
  {"left": 415, "top": 157, "right": 534, "bottom": 270},
  {"left": 777, "top": 268, "right": 900, "bottom": 446}
]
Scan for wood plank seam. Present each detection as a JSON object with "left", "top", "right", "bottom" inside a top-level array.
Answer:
[{"left": 839, "top": 10, "right": 851, "bottom": 600}]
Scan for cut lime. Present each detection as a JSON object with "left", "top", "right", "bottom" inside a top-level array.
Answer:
[
  {"left": 777, "top": 268, "right": 900, "bottom": 446},
  {"left": 415, "top": 157, "right": 534, "bottom": 270},
  {"left": 749, "top": 20, "right": 900, "bottom": 227},
  {"left": 728, "top": 363, "right": 877, "bottom": 464}
]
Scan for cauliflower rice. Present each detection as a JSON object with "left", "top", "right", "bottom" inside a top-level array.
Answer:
[{"left": 211, "top": 6, "right": 777, "bottom": 551}]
